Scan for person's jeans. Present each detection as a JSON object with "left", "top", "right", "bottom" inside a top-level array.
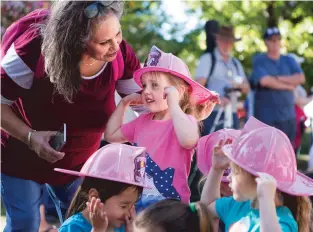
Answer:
[
  {"left": 43, "top": 187, "right": 58, "bottom": 219},
  {"left": 202, "top": 111, "right": 239, "bottom": 136},
  {"left": 267, "top": 119, "right": 296, "bottom": 147},
  {"left": 1, "top": 173, "right": 82, "bottom": 232}
]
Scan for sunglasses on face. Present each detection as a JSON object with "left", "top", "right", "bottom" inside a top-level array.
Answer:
[{"left": 83, "top": 1, "right": 119, "bottom": 19}]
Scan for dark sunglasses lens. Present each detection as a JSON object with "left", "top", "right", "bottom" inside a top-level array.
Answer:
[
  {"left": 99, "top": 1, "right": 114, "bottom": 7},
  {"left": 84, "top": 3, "right": 99, "bottom": 19}
]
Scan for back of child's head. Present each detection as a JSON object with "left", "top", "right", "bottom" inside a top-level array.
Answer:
[
  {"left": 67, "top": 176, "right": 143, "bottom": 218},
  {"left": 134, "top": 199, "right": 214, "bottom": 232},
  {"left": 231, "top": 162, "right": 313, "bottom": 232}
]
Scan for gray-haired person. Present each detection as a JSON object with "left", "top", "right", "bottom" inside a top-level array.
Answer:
[{"left": 1, "top": 1, "right": 142, "bottom": 231}]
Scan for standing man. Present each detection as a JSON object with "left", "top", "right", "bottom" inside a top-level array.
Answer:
[
  {"left": 195, "top": 25, "right": 250, "bottom": 135},
  {"left": 250, "top": 27, "right": 305, "bottom": 144}
]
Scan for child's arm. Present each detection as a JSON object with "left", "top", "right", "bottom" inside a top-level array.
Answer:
[
  {"left": 104, "top": 93, "right": 142, "bottom": 143},
  {"left": 201, "top": 168, "right": 224, "bottom": 218},
  {"left": 200, "top": 142, "right": 230, "bottom": 218},
  {"left": 257, "top": 173, "right": 283, "bottom": 232},
  {"left": 166, "top": 87, "right": 199, "bottom": 149}
]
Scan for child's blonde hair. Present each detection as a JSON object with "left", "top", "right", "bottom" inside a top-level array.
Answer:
[
  {"left": 146, "top": 71, "right": 209, "bottom": 122},
  {"left": 231, "top": 163, "right": 313, "bottom": 232}
]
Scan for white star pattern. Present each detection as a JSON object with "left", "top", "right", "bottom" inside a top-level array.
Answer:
[{"left": 143, "top": 154, "right": 181, "bottom": 200}]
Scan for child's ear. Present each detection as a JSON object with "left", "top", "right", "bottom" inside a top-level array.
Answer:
[{"left": 88, "top": 188, "right": 100, "bottom": 201}]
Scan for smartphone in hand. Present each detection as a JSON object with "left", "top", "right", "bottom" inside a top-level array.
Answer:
[{"left": 49, "top": 123, "right": 66, "bottom": 151}]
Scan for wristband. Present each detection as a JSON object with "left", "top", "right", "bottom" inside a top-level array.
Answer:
[{"left": 27, "top": 130, "right": 36, "bottom": 150}]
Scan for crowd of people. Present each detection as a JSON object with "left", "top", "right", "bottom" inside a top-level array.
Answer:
[
  {"left": 195, "top": 20, "right": 313, "bottom": 170},
  {"left": 1, "top": 1, "right": 313, "bottom": 232}
]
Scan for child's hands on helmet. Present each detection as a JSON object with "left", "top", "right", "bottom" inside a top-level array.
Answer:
[
  {"left": 212, "top": 139, "right": 232, "bottom": 171},
  {"left": 88, "top": 197, "right": 109, "bottom": 232},
  {"left": 256, "top": 172, "right": 277, "bottom": 201}
]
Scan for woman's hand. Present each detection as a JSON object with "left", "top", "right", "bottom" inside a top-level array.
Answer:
[
  {"left": 125, "top": 206, "right": 136, "bottom": 232},
  {"left": 212, "top": 139, "right": 232, "bottom": 171},
  {"left": 88, "top": 197, "right": 109, "bottom": 232},
  {"left": 256, "top": 172, "right": 277, "bottom": 201},
  {"left": 122, "top": 93, "right": 144, "bottom": 106},
  {"left": 30, "top": 131, "right": 65, "bottom": 163}
]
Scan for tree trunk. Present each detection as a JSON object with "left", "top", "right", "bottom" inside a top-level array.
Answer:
[{"left": 267, "top": 1, "right": 277, "bottom": 27}]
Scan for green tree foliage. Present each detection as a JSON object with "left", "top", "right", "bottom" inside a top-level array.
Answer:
[
  {"left": 2, "top": 1, "right": 312, "bottom": 88},
  {"left": 1, "top": 1, "right": 51, "bottom": 38},
  {"left": 121, "top": 0, "right": 313, "bottom": 89},
  {"left": 121, "top": 1, "right": 194, "bottom": 61},
  {"left": 186, "top": 0, "right": 313, "bottom": 88}
]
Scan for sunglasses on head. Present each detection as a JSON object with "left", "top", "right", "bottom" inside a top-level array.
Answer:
[{"left": 84, "top": 1, "right": 118, "bottom": 19}]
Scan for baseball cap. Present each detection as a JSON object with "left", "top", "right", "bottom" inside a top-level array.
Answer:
[{"left": 263, "top": 27, "right": 281, "bottom": 40}]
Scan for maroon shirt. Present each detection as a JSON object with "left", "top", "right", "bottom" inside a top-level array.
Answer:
[{"left": 1, "top": 9, "right": 141, "bottom": 185}]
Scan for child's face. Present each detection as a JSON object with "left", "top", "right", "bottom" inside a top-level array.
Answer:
[
  {"left": 228, "top": 162, "right": 257, "bottom": 201},
  {"left": 141, "top": 72, "right": 172, "bottom": 113},
  {"left": 103, "top": 187, "right": 140, "bottom": 228}
]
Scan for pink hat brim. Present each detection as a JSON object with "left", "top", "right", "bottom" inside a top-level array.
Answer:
[
  {"left": 222, "top": 145, "right": 313, "bottom": 196},
  {"left": 54, "top": 168, "right": 150, "bottom": 189},
  {"left": 196, "top": 134, "right": 228, "bottom": 182},
  {"left": 134, "top": 67, "right": 219, "bottom": 104},
  {"left": 197, "top": 129, "right": 241, "bottom": 182}
]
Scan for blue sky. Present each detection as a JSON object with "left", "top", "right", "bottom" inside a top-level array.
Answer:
[{"left": 161, "top": 0, "right": 202, "bottom": 41}]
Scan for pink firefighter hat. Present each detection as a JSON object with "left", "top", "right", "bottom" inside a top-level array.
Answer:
[
  {"left": 55, "top": 144, "right": 148, "bottom": 188},
  {"left": 197, "top": 129, "right": 241, "bottom": 182},
  {"left": 222, "top": 117, "right": 313, "bottom": 196},
  {"left": 133, "top": 46, "right": 219, "bottom": 104}
]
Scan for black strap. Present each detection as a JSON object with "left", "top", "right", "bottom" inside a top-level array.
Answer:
[
  {"left": 204, "top": 54, "right": 241, "bottom": 88},
  {"left": 204, "top": 52, "right": 216, "bottom": 88},
  {"left": 231, "top": 58, "right": 240, "bottom": 76},
  {"left": 188, "top": 155, "right": 198, "bottom": 187}
]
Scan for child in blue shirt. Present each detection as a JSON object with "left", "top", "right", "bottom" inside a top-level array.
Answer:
[
  {"left": 57, "top": 144, "right": 148, "bottom": 232},
  {"left": 200, "top": 117, "right": 313, "bottom": 232}
]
